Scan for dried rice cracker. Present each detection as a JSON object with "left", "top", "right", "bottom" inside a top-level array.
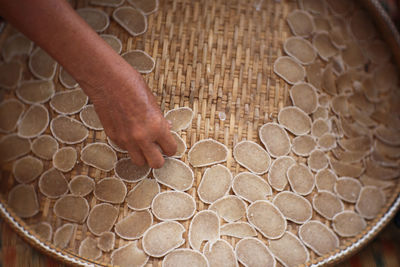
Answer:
[
  {"left": 97, "top": 232, "right": 115, "bottom": 252},
  {"left": 81, "top": 143, "right": 117, "bottom": 171},
  {"left": 50, "top": 88, "right": 88, "bottom": 115},
  {"left": 203, "top": 239, "right": 237, "bottom": 267},
  {"left": 274, "top": 191, "right": 312, "bottom": 224},
  {"left": 299, "top": 0, "right": 326, "bottom": 14},
  {"left": 289, "top": 82, "right": 318, "bottom": 114},
  {"left": 278, "top": 106, "right": 311, "bottom": 135},
  {"left": 374, "top": 64, "right": 398, "bottom": 94},
  {"left": 286, "top": 10, "right": 315, "bottom": 37},
  {"left": 298, "top": 220, "right": 339, "bottom": 256},
  {"left": 0, "top": 61, "right": 22, "bottom": 89},
  {"left": 336, "top": 71, "right": 355, "bottom": 94},
  {"left": 189, "top": 210, "right": 219, "bottom": 251},
  {"left": 170, "top": 131, "right": 186, "bottom": 158},
  {"left": 29, "top": 47, "right": 57, "bottom": 80},
  {"left": 360, "top": 174, "right": 394, "bottom": 190},
  {"left": 365, "top": 159, "right": 399, "bottom": 180},
  {"left": 142, "top": 221, "right": 185, "bottom": 257},
  {"left": 364, "top": 40, "right": 391, "bottom": 64},
  {"left": 259, "top": 123, "right": 290, "bottom": 158},
  {"left": 128, "top": 0, "right": 159, "bottom": 15},
  {"left": 127, "top": 178, "right": 159, "bottom": 210},
  {"left": 325, "top": 0, "right": 354, "bottom": 16},
  {"left": 188, "top": 139, "right": 228, "bottom": 167},
  {"left": 284, "top": 37, "right": 316, "bottom": 65},
  {"left": 334, "top": 177, "right": 362, "bottom": 203},
  {"left": 314, "top": 17, "right": 331, "bottom": 32},
  {"left": 162, "top": 249, "right": 208, "bottom": 267},
  {"left": 318, "top": 133, "right": 337, "bottom": 151},
  {"left": 322, "top": 64, "right": 337, "bottom": 95},
  {"left": 374, "top": 139, "right": 400, "bottom": 158},
  {"left": 247, "top": 200, "right": 286, "bottom": 239},
  {"left": 332, "top": 211, "right": 366, "bottom": 237},
  {"left": 87, "top": 203, "right": 118, "bottom": 236},
  {"left": 17, "top": 104, "right": 49, "bottom": 138},
  {"left": 107, "top": 137, "right": 128, "bottom": 153},
  {"left": 53, "top": 224, "right": 76, "bottom": 249},
  {"left": 312, "top": 190, "right": 344, "bottom": 220},
  {"left": 198, "top": 164, "right": 232, "bottom": 204},
  {"left": 113, "top": 7, "right": 147, "bottom": 37},
  {"left": 350, "top": 10, "right": 377, "bottom": 41},
  {"left": 313, "top": 32, "right": 338, "bottom": 61},
  {"left": 338, "top": 136, "right": 372, "bottom": 153},
  {"left": 54, "top": 195, "right": 89, "bottom": 223},
  {"left": 348, "top": 91, "right": 375, "bottom": 115},
  {"left": 371, "top": 149, "right": 398, "bottom": 168},
  {"left": 332, "top": 95, "right": 349, "bottom": 117},
  {"left": 0, "top": 134, "right": 30, "bottom": 163},
  {"left": 16, "top": 80, "right": 55, "bottom": 104},
  {"left": 341, "top": 120, "right": 369, "bottom": 138},
  {"left": 287, "top": 164, "right": 315, "bottom": 196},
  {"left": 312, "top": 106, "right": 329, "bottom": 121},
  {"left": 151, "top": 191, "right": 196, "bottom": 221},
  {"left": 52, "top": 147, "right": 77, "bottom": 172},
  {"left": 8, "top": 184, "right": 39, "bottom": 218},
  {"left": 311, "top": 119, "right": 330, "bottom": 138},
  {"left": 31, "top": 135, "right": 58, "bottom": 160},
  {"left": 38, "top": 168, "right": 68, "bottom": 198},
  {"left": 341, "top": 42, "right": 367, "bottom": 69},
  {"left": 90, "top": 0, "right": 124, "bottom": 7},
  {"left": 165, "top": 107, "right": 194, "bottom": 132},
  {"left": 100, "top": 34, "right": 123, "bottom": 54},
  {"left": 94, "top": 177, "right": 127, "bottom": 204},
  {"left": 349, "top": 105, "right": 377, "bottom": 127},
  {"left": 305, "top": 60, "right": 323, "bottom": 90},
  {"left": 220, "top": 222, "right": 257, "bottom": 238},
  {"left": 79, "top": 237, "right": 102, "bottom": 260},
  {"left": 234, "top": 141, "right": 271, "bottom": 174},
  {"left": 77, "top": 8, "right": 109, "bottom": 32},
  {"left": 235, "top": 238, "right": 276, "bottom": 267},
  {"left": 13, "top": 155, "right": 43, "bottom": 183},
  {"left": 0, "top": 99, "right": 24, "bottom": 133},
  {"left": 50, "top": 115, "right": 88, "bottom": 144},
  {"left": 268, "top": 156, "right": 295, "bottom": 191},
  {"left": 356, "top": 186, "right": 386, "bottom": 220},
  {"left": 292, "top": 135, "right": 316, "bottom": 157},
  {"left": 232, "top": 172, "right": 272, "bottom": 202},
  {"left": 32, "top": 222, "right": 52, "bottom": 242},
  {"left": 374, "top": 125, "right": 400, "bottom": 146},
  {"left": 79, "top": 104, "right": 103, "bottom": 130},
  {"left": 269, "top": 231, "right": 310, "bottom": 267},
  {"left": 111, "top": 241, "right": 149, "bottom": 267},
  {"left": 122, "top": 50, "right": 155, "bottom": 74},
  {"left": 69, "top": 175, "right": 94, "bottom": 197},
  {"left": 209, "top": 195, "right": 246, "bottom": 223},
  {"left": 153, "top": 158, "right": 194, "bottom": 191},
  {"left": 273, "top": 56, "right": 305, "bottom": 84},
  {"left": 2, "top": 34, "right": 33, "bottom": 62},
  {"left": 115, "top": 157, "right": 151, "bottom": 183},
  {"left": 330, "top": 55, "right": 345, "bottom": 75},
  {"left": 329, "top": 158, "right": 365, "bottom": 177},
  {"left": 115, "top": 210, "right": 153, "bottom": 240},
  {"left": 59, "top": 67, "right": 78, "bottom": 89},
  {"left": 315, "top": 168, "right": 337, "bottom": 192}
]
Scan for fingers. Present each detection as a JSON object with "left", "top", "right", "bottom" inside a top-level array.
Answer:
[
  {"left": 126, "top": 143, "right": 146, "bottom": 166},
  {"left": 156, "top": 120, "right": 177, "bottom": 157},
  {"left": 140, "top": 142, "right": 165, "bottom": 169}
]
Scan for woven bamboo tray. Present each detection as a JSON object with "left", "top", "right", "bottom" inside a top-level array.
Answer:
[{"left": 0, "top": 0, "right": 400, "bottom": 266}]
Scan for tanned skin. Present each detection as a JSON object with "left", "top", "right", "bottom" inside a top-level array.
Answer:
[{"left": 0, "top": 0, "right": 177, "bottom": 168}]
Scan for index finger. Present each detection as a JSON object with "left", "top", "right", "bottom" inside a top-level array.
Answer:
[{"left": 157, "top": 129, "right": 177, "bottom": 157}]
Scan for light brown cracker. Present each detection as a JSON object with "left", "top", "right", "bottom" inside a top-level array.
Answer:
[
  {"left": 38, "top": 168, "right": 68, "bottom": 199},
  {"left": 100, "top": 34, "right": 123, "bottom": 54},
  {"left": 153, "top": 158, "right": 194, "bottom": 191},
  {"left": 278, "top": 106, "right": 311, "bottom": 135},
  {"left": 77, "top": 8, "right": 109, "bottom": 32},
  {"left": 17, "top": 104, "right": 49, "bottom": 138},
  {"left": 315, "top": 168, "right": 337, "bottom": 192},
  {"left": 31, "top": 135, "right": 58, "bottom": 160},
  {"left": 235, "top": 238, "right": 276, "bottom": 267},
  {"left": 284, "top": 37, "right": 316, "bottom": 65},
  {"left": 189, "top": 210, "right": 220, "bottom": 251},
  {"left": 259, "top": 123, "right": 291, "bottom": 158},
  {"left": 8, "top": 184, "right": 39, "bottom": 218},
  {"left": 356, "top": 186, "right": 386, "bottom": 220},
  {"left": 209, "top": 195, "right": 246, "bottom": 223},
  {"left": 313, "top": 190, "right": 344, "bottom": 220},
  {"left": 0, "top": 134, "right": 31, "bottom": 163},
  {"left": 122, "top": 50, "right": 155, "bottom": 74},
  {"left": 53, "top": 224, "right": 76, "bottom": 249},
  {"left": 232, "top": 172, "right": 272, "bottom": 202},
  {"left": 52, "top": 147, "right": 77, "bottom": 172},
  {"left": 287, "top": 164, "right": 315, "bottom": 195},
  {"left": 313, "top": 32, "right": 338, "bottom": 60},
  {"left": 115, "top": 210, "right": 153, "bottom": 240},
  {"left": 16, "top": 80, "right": 55, "bottom": 104},
  {"left": 274, "top": 56, "right": 306, "bottom": 84},
  {"left": 151, "top": 191, "right": 196, "bottom": 221},
  {"left": 111, "top": 241, "right": 149, "bottom": 267},
  {"left": 198, "top": 164, "right": 232, "bottom": 204},
  {"left": 79, "top": 105, "right": 103, "bottom": 130},
  {"left": 115, "top": 157, "right": 151, "bottom": 183},
  {"left": 50, "top": 115, "right": 89, "bottom": 144},
  {"left": 13, "top": 155, "right": 43, "bottom": 183},
  {"left": 289, "top": 82, "right": 318, "bottom": 114},
  {"left": 87, "top": 203, "right": 118, "bottom": 236},
  {"left": 273, "top": 191, "right": 312, "bottom": 224},
  {"left": 79, "top": 237, "right": 102, "bottom": 260},
  {"left": 162, "top": 249, "right": 208, "bottom": 267},
  {"left": 165, "top": 107, "right": 194, "bottom": 132},
  {"left": 334, "top": 177, "right": 362, "bottom": 203},
  {"left": 113, "top": 7, "right": 147, "bottom": 37},
  {"left": 97, "top": 232, "right": 115, "bottom": 252},
  {"left": 54, "top": 195, "right": 89, "bottom": 223},
  {"left": 203, "top": 239, "right": 237, "bottom": 267},
  {"left": 2, "top": 34, "right": 33, "bottom": 62},
  {"left": 292, "top": 135, "right": 317, "bottom": 156},
  {"left": 188, "top": 139, "right": 228, "bottom": 167},
  {"left": 128, "top": 0, "right": 159, "bottom": 15},
  {"left": 0, "top": 99, "right": 24, "bottom": 133},
  {"left": 94, "top": 177, "right": 127, "bottom": 204},
  {"left": 286, "top": 10, "right": 315, "bottom": 37},
  {"left": 220, "top": 222, "right": 257, "bottom": 238},
  {"left": 234, "top": 140, "right": 271, "bottom": 174},
  {"left": 268, "top": 156, "right": 296, "bottom": 191},
  {"left": 126, "top": 178, "right": 160, "bottom": 211},
  {"left": 59, "top": 67, "right": 78, "bottom": 89},
  {"left": 332, "top": 211, "right": 366, "bottom": 237},
  {"left": 299, "top": 220, "right": 339, "bottom": 256},
  {"left": 29, "top": 47, "right": 57, "bottom": 80},
  {"left": 81, "top": 143, "right": 117, "bottom": 171},
  {"left": 50, "top": 88, "right": 88, "bottom": 115},
  {"left": 68, "top": 175, "right": 95, "bottom": 197},
  {"left": 32, "top": 222, "right": 52, "bottom": 242},
  {"left": 269, "top": 231, "right": 309, "bottom": 267},
  {"left": 329, "top": 157, "right": 365, "bottom": 177}
]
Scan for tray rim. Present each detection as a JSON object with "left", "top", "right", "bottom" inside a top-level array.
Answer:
[{"left": 1, "top": 0, "right": 400, "bottom": 266}]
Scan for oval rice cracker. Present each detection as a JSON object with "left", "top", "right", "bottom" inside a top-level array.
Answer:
[
  {"left": 151, "top": 191, "right": 196, "bottom": 221},
  {"left": 268, "top": 156, "right": 296, "bottom": 191},
  {"left": 259, "top": 123, "right": 291, "bottom": 158},
  {"left": 188, "top": 139, "right": 228, "bottom": 167},
  {"left": 111, "top": 241, "right": 149, "bottom": 267},
  {"left": 53, "top": 224, "right": 76, "bottom": 249},
  {"left": 292, "top": 135, "right": 317, "bottom": 156},
  {"left": 233, "top": 140, "right": 271, "bottom": 174},
  {"left": 32, "top": 222, "right": 52, "bottom": 242},
  {"left": 87, "top": 203, "right": 118, "bottom": 236},
  {"left": 278, "top": 106, "right": 311, "bottom": 135},
  {"left": 52, "top": 147, "right": 77, "bottom": 172},
  {"left": 232, "top": 172, "right": 272, "bottom": 202},
  {"left": 274, "top": 56, "right": 306, "bottom": 84},
  {"left": 79, "top": 105, "right": 103, "bottom": 130},
  {"left": 313, "top": 32, "right": 338, "bottom": 60},
  {"left": 97, "top": 232, "right": 115, "bottom": 252},
  {"left": 115, "top": 210, "right": 153, "bottom": 240},
  {"left": 113, "top": 7, "right": 147, "bottom": 37},
  {"left": 284, "top": 37, "right": 316, "bottom": 64},
  {"left": 209, "top": 195, "right": 247, "bottom": 223},
  {"left": 79, "top": 237, "right": 102, "bottom": 261},
  {"left": 8, "top": 184, "right": 39, "bottom": 218},
  {"left": 332, "top": 211, "right": 366, "bottom": 237},
  {"left": 50, "top": 88, "right": 88, "bottom": 115},
  {"left": 153, "top": 158, "right": 194, "bottom": 191},
  {"left": 114, "top": 157, "right": 151, "bottom": 183},
  {"left": 308, "top": 149, "right": 329, "bottom": 171},
  {"left": 312, "top": 190, "right": 344, "bottom": 220},
  {"left": 299, "top": 220, "right": 339, "bottom": 256},
  {"left": 17, "top": 104, "right": 49, "bottom": 139},
  {"left": 220, "top": 222, "right": 257, "bottom": 238},
  {"left": 126, "top": 178, "right": 160, "bottom": 211},
  {"left": 0, "top": 99, "right": 24, "bottom": 133},
  {"left": 13, "top": 155, "right": 43, "bottom": 184},
  {"left": 53, "top": 195, "right": 89, "bottom": 223},
  {"left": 81, "top": 143, "right": 117, "bottom": 171},
  {"left": 77, "top": 8, "right": 109, "bottom": 32},
  {"left": 68, "top": 175, "right": 94, "bottom": 197},
  {"left": 311, "top": 119, "right": 330, "bottom": 138},
  {"left": 315, "top": 168, "right": 337, "bottom": 192},
  {"left": 286, "top": 10, "right": 315, "bottom": 37},
  {"left": 38, "top": 168, "right": 68, "bottom": 199},
  {"left": 269, "top": 231, "right": 309, "bottom": 267},
  {"left": 203, "top": 239, "right": 237, "bottom": 267},
  {"left": 142, "top": 221, "right": 185, "bottom": 257},
  {"left": 334, "top": 177, "right": 362, "bottom": 203},
  {"left": 94, "top": 177, "right": 127, "bottom": 204},
  {"left": 29, "top": 48, "right": 57, "bottom": 80},
  {"left": 247, "top": 200, "right": 286, "bottom": 239},
  {"left": 16, "top": 80, "right": 55, "bottom": 104},
  {"left": 289, "top": 82, "right": 318, "bottom": 114},
  {"left": 355, "top": 186, "right": 386, "bottom": 220},
  {"left": 189, "top": 210, "right": 220, "bottom": 251},
  {"left": 128, "top": 0, "right": 159, "bottom": 15},
  {"left": 122, "top": 50, "right": 155, "bottom": 74},
  {"left": 100, "top": 34, "right": 123, "bottom": 54},
  {"left": 235, "top": 238, "right": 276, "bottom": 267},
  {"left": 165, "top": 107, "right": 194, "bottom": 132},
  {"left": 287, "top": 164, "right": 315, "bottom": 196},
  {"left": 2, "top": 34, "right": 33, "bottom": 62},
  {"left": 273, "top": 191, "right": 312, "bottom": 224},
  {"left": 329, "top": 157, "right": 365, "bottom": 177},
  {"left": 170, "top": 131, "right": 186, "bottom": 158},
  {"left": 31, "top": 135, "right": 58, "bottom": 160},
  {"left": 50, "top": 116, "right": 89, "bottom": 144},
  {"left": 162, "top": 249, "right": 208, "bottom": 267},
  {"left": 198, "top": 164, "right": 232, "bottom": 204},
  {"left": 59, "top": 67, "right": 78, "bottom": 89},
  {"left": 0, "top": 134, "right": 31, "bottom": 163}
]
